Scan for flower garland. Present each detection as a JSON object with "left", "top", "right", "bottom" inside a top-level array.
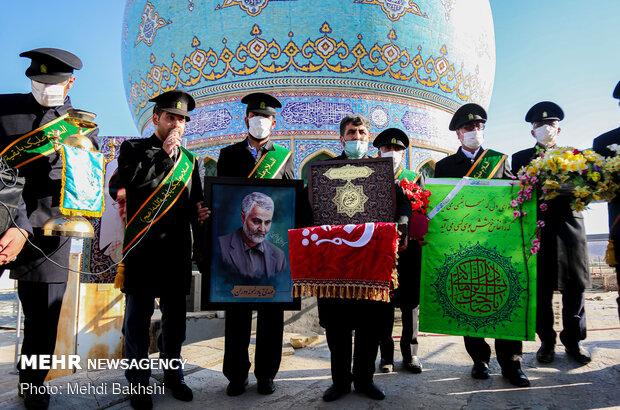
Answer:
[
  {"left": 510, "top": 145, "right": 620, "bottom": 258},
  {"left": 398, "top": 178, "right": 431, "bottom": 214}
]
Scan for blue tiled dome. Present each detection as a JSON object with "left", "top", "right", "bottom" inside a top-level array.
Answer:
[{"left": 122, "top": 0, "right": 495, "bottom": 175}]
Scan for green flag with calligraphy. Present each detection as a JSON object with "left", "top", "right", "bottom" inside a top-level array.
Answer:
[{"left": 420, "top": 178, "right": 537, "bottom": 341}]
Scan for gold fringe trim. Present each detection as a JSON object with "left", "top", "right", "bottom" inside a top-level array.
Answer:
[
  {"left": 114, "top": 263, "right": 125, "bottom": 289},
  {"left": 606, "top": 239, "right": 617, "bottom": 267},
  {"left": 292, "top": 284, "right": 391, "bottom": 302}
]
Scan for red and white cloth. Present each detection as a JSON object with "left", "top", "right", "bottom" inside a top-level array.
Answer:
[{"left": 288, "top": 222, "right": 399, "bottom": 302}]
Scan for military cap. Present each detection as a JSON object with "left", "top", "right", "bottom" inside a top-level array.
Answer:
[
  {"left": 525, "top": 101, "right": 564, "bottom": 123},
  {"left": 149, "top": 90, "right": 196, "bottom": 121},
  {"left": 449, "top": 103, "right": 487, "bottom": 131},
  {"left": 373, "top": 128, "right": 409, "bottom": 149},
  {"left": 241, "top": 92, "right": 282, "bottom": 116},
  {"left": 20, "top": 48, "right": 83, "bottom": 84},
  {"left": 613, "top": 81, "right": 620, "bottom": 99}
]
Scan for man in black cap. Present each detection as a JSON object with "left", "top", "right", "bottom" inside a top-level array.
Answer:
[
  {"left": 117, "top": 89, "right": 210, "bottom": 409},
  {"left": 216, "top": 92, "right": 293, "bottom": 397},
  {"left": 374, "top": 128, "right": 424, "bottom": 375},
  {"left": 435, "top": 103, "right": 530, "bottom": 387},
  {"left": 317, "top": 116, "right": 412, "bottom": 402},
  {"left": 593, "top": 81, "right": 620, "bottom": 320},
  {"left": 0, "top": 47, "right": 98, "bottom": 409},
  {"left": 513, "top": 101, "right": 592, "bottom": 366}
]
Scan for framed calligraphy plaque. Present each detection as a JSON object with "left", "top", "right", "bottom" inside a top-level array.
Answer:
[
  {"left": 308, "top": 157, "right": 395, "bottom": 225},
  {"left": 419, "top": 179, "right": 537, "bottom": 341},
  {"left": 200, "top": 177, "right": 303, "bottom": 310}
]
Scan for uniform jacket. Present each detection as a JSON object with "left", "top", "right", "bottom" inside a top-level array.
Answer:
[
  {"left": 217, "top": 137, "right": 295, "bottom": 179},
  {"left": 117, "top": 134, "right": 203, "bottom": 296},
  {"left": 435, "top": 146, "right": 513, "bottom": 179},
  {"left": 512, "top": 145, "right": 590, "bottom": 291},
  {"left": 0, "top": 93, "right": 99, "bottom": 282},
  {"left": 593, "top": 127, "right": 620, "bottom": 238},
  {"left": 218, "top": 227, "right": 287, "bottom": 278}
]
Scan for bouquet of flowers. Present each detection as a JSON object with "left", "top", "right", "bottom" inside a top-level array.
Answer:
[
  {"left": 514, "top": 146, "right": 618, "bottom": 212},
  {"left": 398, "top": 178, "right": 431, "bottom": 239}
]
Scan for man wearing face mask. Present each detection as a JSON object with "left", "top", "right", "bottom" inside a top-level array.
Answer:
[
  {"left": 317, "top": 116, "right": 412, "bottom": 402},
  {"left": 216, "top": 92, "right": 293, "bottom": 397},
  {"left": 435, "top": 104, "right": 530, "bottom": 387},
  {"left": 513, "top": 101, "right": 591, "bottom": 366},
  {"left": 593, "top": 81, "right": 620, "bottom": 320},
  {"left": 0, "top": 48, "right": 99, "bottom": 409},
  {"left": 374, "top": 128, "right": 425, "bottom": 375}
]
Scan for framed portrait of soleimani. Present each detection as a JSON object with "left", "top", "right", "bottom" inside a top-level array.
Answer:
[{"left": 200, "top": 177, "right": 303, "bottom": 310}]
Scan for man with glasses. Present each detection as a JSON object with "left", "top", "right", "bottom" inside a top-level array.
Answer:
[
  {"left": 513, "top": 101, "right": 591, "bottom": 365},
  {"left": 435, "top": 103, "right": 529, "bottom": 387}
]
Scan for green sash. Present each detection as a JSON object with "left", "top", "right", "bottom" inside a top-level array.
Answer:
[
  {"left": 465, "top": 149, "right": 507, "bottom": 179},
  {"left": 0, "top": 114, "right": 94, "bottom": 168},
  {"left": 122, "top": 147, "right": 195, "bottom": 253},
  {"left": 248, "top": 144, "right": 291, "bottom": 179},
  {"left": 395, "top": 168, "right": 420, "bottom": 183}
]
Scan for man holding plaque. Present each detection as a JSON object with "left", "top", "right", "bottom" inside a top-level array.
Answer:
[
  {"left": 0, "top": 48, "right": 98, "bottom": 409},
  {"left": 318, "top": 115, "right": 412, "bottom": 402},
  {"left": 513, "top": 101, "right": 591, "bottom": 365},
  {"left": 374, "top": 128, "right": 424, "bottom": 374},
  {"left": 117, "top": 90, "right": 209, "bottom": 409},
  {"left": 216, "top": 92, "right": 292, "bottom": 396},
  {"left": 434, "top": 103, "right": 530, "bottom": 387}
]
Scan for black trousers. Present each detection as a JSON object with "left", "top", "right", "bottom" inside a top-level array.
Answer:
[
  {"left": 612, "top": 233, "right": 620, "bottom": 319},
  {"left": 124, "top": 293, "right": 187, "bottom": 385},
  {"left": 17, "top": 281, "right": 67, "bottom": 385},
  {"left": 223, "top": 306, "right": 284, "bottom": 383},
  {"left": 379, "top": 305, "right": 420, "bottom": 364},
  {"left": 463, "top": 337, "right": 522, "bottom": 372},
  {"left": 536, "top": 282, "right": 587, "bottom": 347},
  {"left": 318, "top": 299, "right": 382, "bottom": 388}
]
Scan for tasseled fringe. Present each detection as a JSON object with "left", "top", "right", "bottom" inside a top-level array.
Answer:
[
  {"left": 292, "top": 284, "right": 391, "bottom": 302},
  {"left": 114, "top": 263, "right": 125, "bottom": 289},
  {"left": 606, "top": 239, "right": 617, "bottom": 267}
]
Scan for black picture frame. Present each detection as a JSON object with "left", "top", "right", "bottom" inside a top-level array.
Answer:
[{"left": 200, "top": 176, "right": 303, "bottom": 310}]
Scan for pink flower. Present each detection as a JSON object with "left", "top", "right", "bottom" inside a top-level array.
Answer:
[
  {"left": 525, "top": 193, "right": 532, "bottom": 200},
  {"left": 510, "top": 200, "right": 518, "bottom": 208},
  {"left": 516, "top": 196, "right": 524, "bottom": 204},
  {"left": 539, "top": 203, "right": 548, "bottom": 211},
  {"left": 530, "top": 247, "right": 538, "bottom": 254},
  {"left": 532, "top": 238, "right": 540, "bottom": 246},
  {"left": 531, "top": 176, "right": 538, "bottom": 184},
  {"left": 522, "top": 211, "right": 528, "bottom": 216},
  {"left": 536, "top": 220, "right": 546, "bottom": 228},
  {"left": 513, "top": 211, "right": 521, "bottom": 218},
  {"left": 511, "top": 176, "right": 517, "bottom": 180},
  {"left": 525, "top": 185, "right": 533, "bottom": 194}
]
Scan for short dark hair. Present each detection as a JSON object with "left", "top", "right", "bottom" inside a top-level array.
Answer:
[
  {"left": 153, "top": 106, "right": 163, "bottom": 117},
  {"left": 339, "top": 114, "right": 370, "bottom": 137}
]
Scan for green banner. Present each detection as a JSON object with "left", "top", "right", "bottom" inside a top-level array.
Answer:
[{"left": 420, "top": 178, "right": 537, "bottom": 341}]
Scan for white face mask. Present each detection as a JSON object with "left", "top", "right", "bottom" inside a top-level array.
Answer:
[
  {"left": 31, "top": 80, "right": 67, "bottom": 107},
  {"left": 248, "top": 116, "right": 273, "bottom": 140},
  {"left": 534, "top": 124, "right": 558, "bottom": 147},
  {"left": 462, "top": 130, "right": 484, "bottom": 150},
  {"left": 381, "top": 149, "right": 404, "bottom": 171}
]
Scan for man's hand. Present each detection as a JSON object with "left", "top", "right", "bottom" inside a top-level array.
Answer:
[
  {"left": 0, "top": 227, "right": 28, "bottom": 265},
  {"left": 398, "top": 232, "right": 408, "bottom": 252},
  {"left": 163, "top": 128, "right": 182, "bottom": 157},
  {"left": 196, "top": 202, "right": 211, "bottom": 225},
  {"left": 416, "top": 236, "right": 429, "bottom": 247}
]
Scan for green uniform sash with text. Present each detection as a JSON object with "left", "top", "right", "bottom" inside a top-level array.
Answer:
[
  {"left": 248, "top": 144, "right": 291, "bottom": 179},
  {"left": 465, "top": 149, "right": 507, "bottom": 179}
]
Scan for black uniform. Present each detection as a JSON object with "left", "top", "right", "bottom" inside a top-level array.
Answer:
[
  {"left": 317, "top": 153, "right": 411, "bottom": 389},
  {"left": 593, "top": 128, "right": 620, "bottom": 318},
  {"left": 0, "top": 93, "right": 99, "bottom": 386},
  {"left": 434, "top": 147, "right": 523, "bottom": 373},
  {"left": 216, "top": 136, "right": 294, "bottom": 386},
  {"left": 117, "top": 134, "right": 203, "bottom": 386},
  {"left": 513, "top": 146, "right": 591, "bottom": 348},
  {"left": 379, "top": 169, "right": 424, "bottom": 367}
]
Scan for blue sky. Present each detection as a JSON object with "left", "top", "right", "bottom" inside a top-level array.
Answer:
[{"left": 1, "top": 0, "right": 619, "bottom": 233}]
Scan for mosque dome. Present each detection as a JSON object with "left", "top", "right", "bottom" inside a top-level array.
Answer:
[{"left": 121, "top": 0, "right": 495, "bottom": 176}]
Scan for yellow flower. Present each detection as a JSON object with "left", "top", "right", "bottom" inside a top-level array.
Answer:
[
  {"left": 587, "top": 171, "right": 601, "bottom": 182},
  {"left": 545, "top": 158, "right": 558, "bottom": 173},
  {"left": 545, "top": 191, "right": 559, "bottom": 200},
  {"left": 574, "top": 186, "right": 590, "bottom": 198},
  {"left": 544, "top": 179, "right": 561, "bottom": 189},
  {"left": 573, "top": 199, "right": 586, "bottom": 212}
]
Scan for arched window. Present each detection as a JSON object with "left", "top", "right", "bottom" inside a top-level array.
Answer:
[
  {"left": 416, "top": 159, "right": 435, "bottom": 179},
  {"left": 300, "top": 151, "right": 336, "bottom": 183}
]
